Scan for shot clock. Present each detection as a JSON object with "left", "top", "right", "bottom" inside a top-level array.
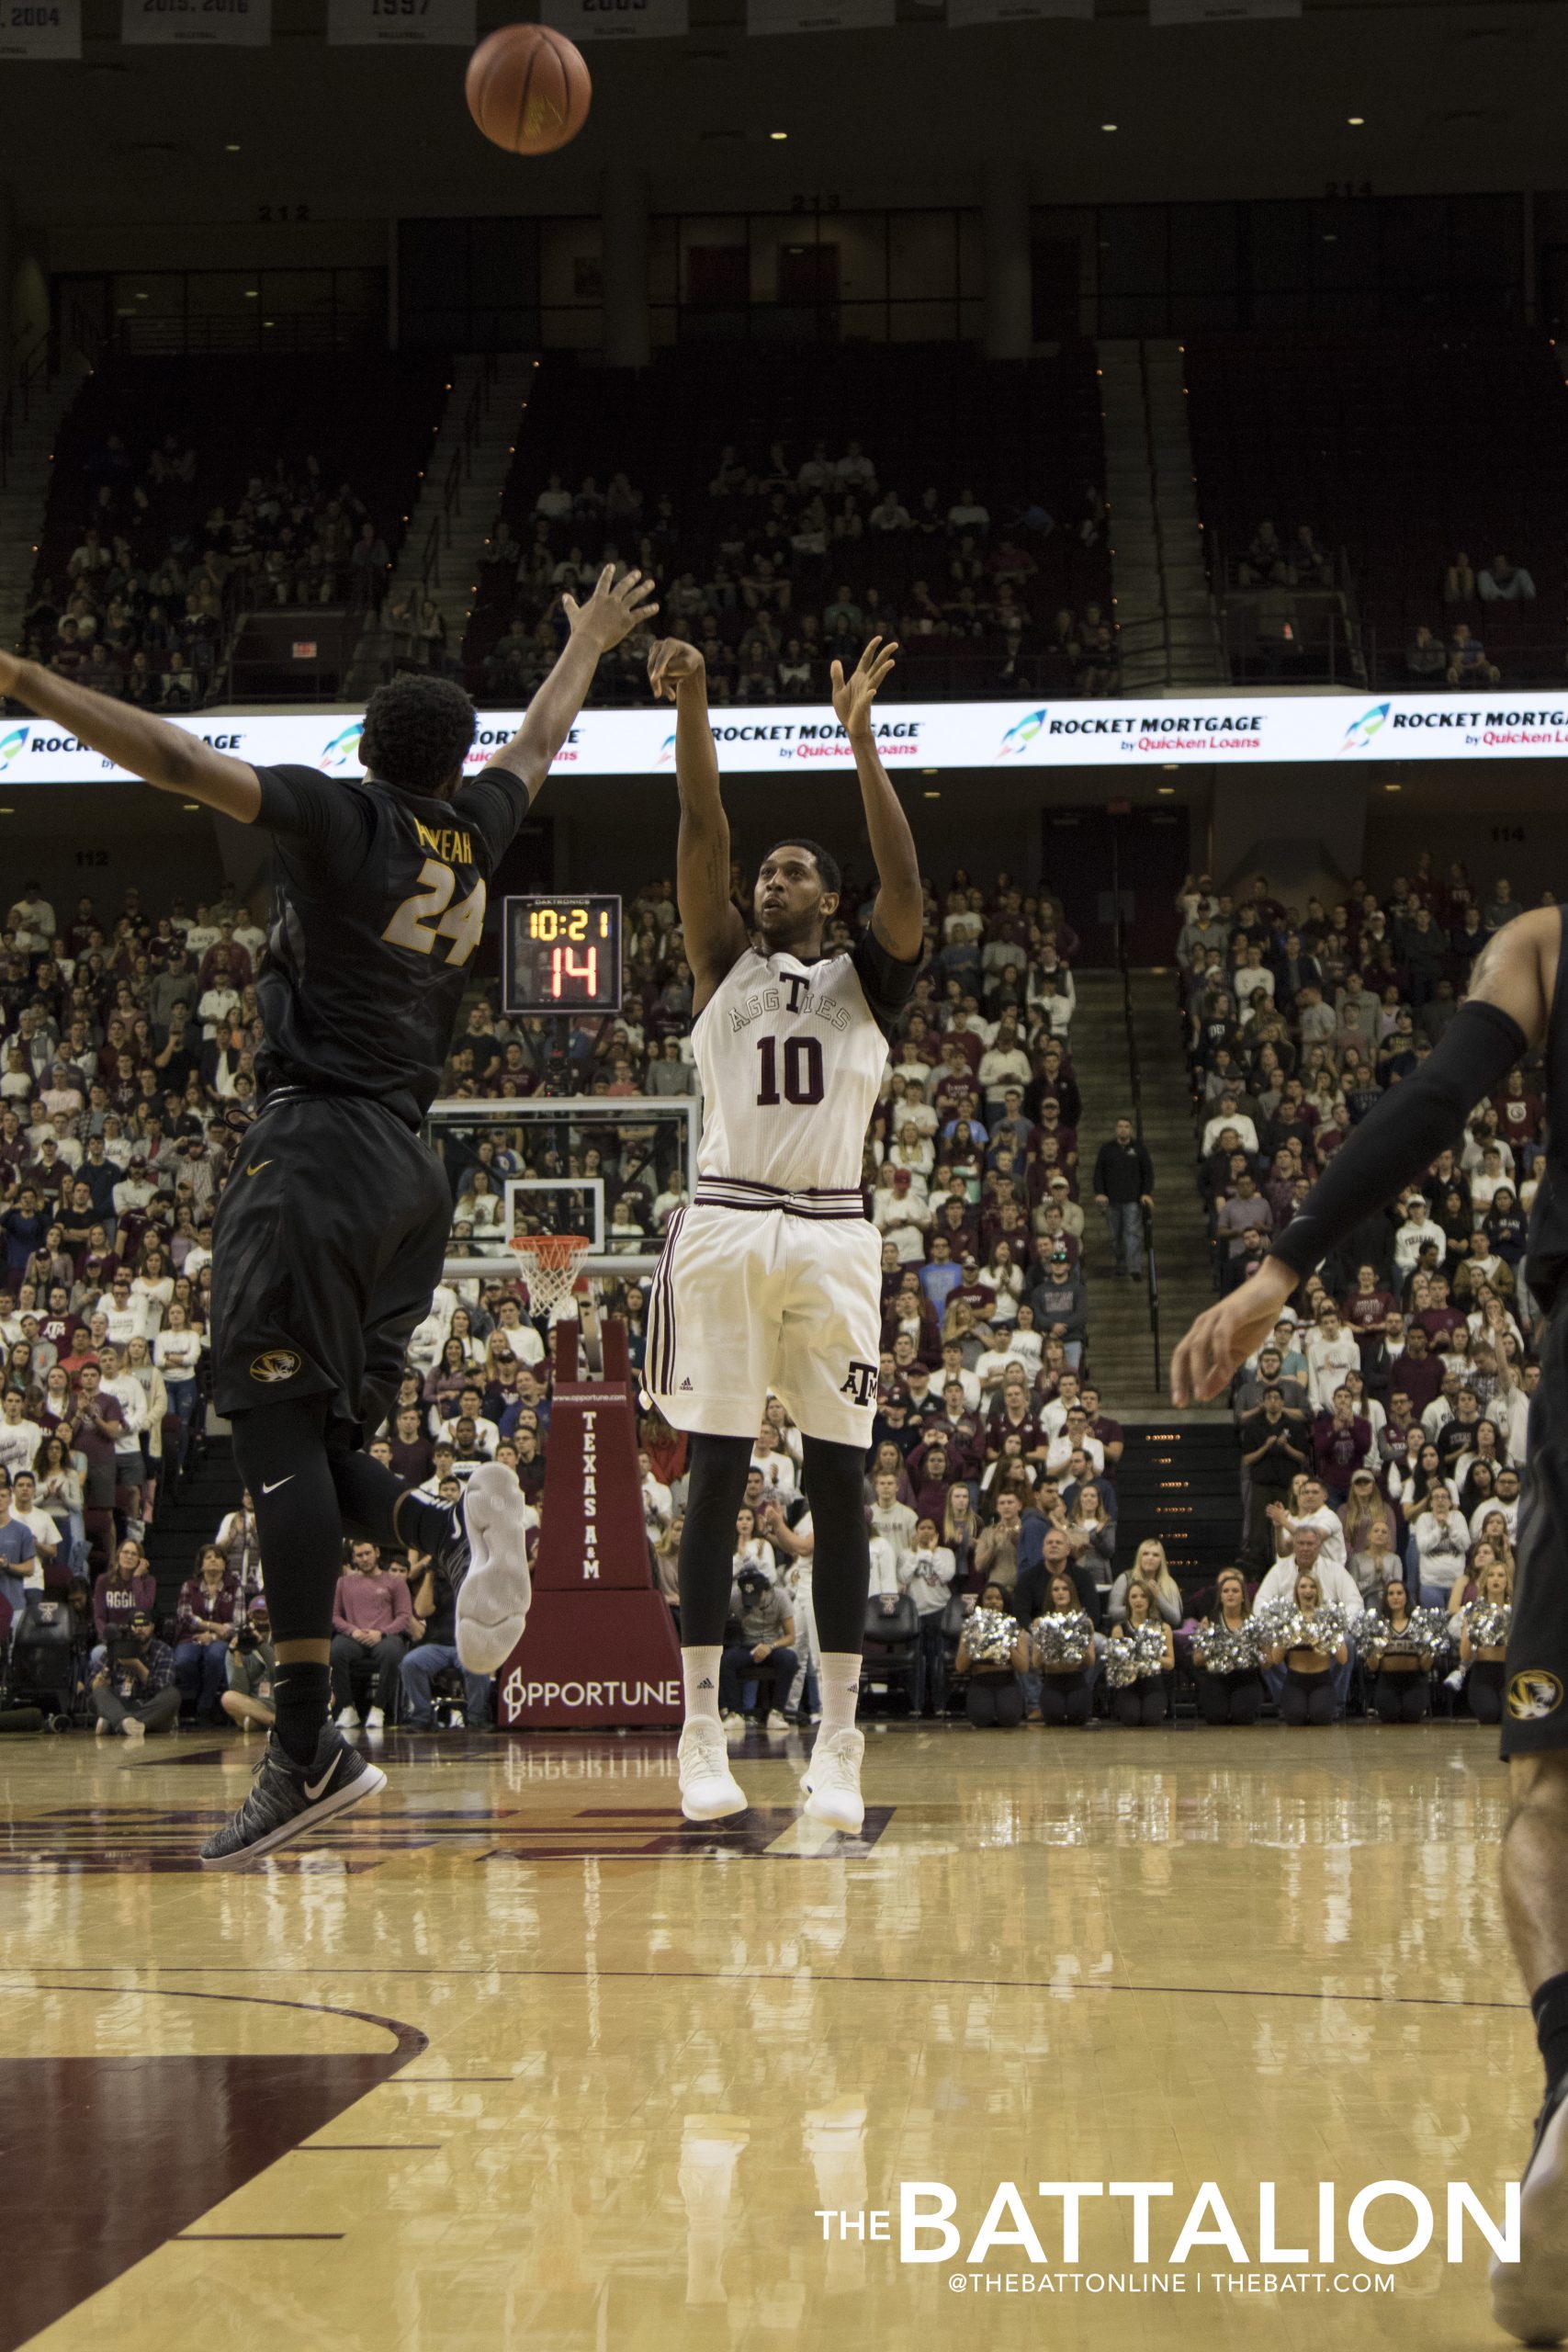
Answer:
[{"left": 502, "top": 895, "right": 623, "bottom": 1017}]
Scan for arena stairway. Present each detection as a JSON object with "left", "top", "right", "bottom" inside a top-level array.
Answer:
[
  {"left": 1071, "top": 969, "right": 1215, "bottom": 1411},
  {"left": 145, "top": 1433, "right": 241, "bottom": 1629}
]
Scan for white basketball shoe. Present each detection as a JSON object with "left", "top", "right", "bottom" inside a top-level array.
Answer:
[
  {"left": 678, "top": 1720, "right": 748, "bottom": 1821},
  {"left": 1494, "top": 2083, "right": 1568, "bottom": 2346},
  {"left": 800, "top": 1727, "right": 865, "bottom": 1835},
  {"left": 454, "top": 1461, "right": 534, "bottom": 1673}
]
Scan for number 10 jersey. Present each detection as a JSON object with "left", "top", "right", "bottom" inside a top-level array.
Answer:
[{"left": 691, "top": 941, "right": 899, "bottom": 1195}]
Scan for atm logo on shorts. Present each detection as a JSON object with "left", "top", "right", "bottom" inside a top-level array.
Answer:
[
  {"left": 1507, "top": 1670, "right": 1564, "bottom": 1722},
  {"left": 839, "top": 1360, "right": 878, "bottom": 1408},
  {"left": 250, "top": 1350, "right": 302, "bottom": 1385}
]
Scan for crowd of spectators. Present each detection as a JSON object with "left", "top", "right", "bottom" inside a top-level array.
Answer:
[
  {"left": 468, "top": 440, "right": 1114, "bottom": 707},
  {"left": 1179, "top": 853, "right": 1546, "bottom": 1725},
  {"left": 18, "top": 436, "right": 394, "bottom": 713},
  {"left": 1402, "top": 549, "right": 1541, "bottom": 686},
  {"left": 0, "top": 832, "right": 1537, "bottom": 1736}
]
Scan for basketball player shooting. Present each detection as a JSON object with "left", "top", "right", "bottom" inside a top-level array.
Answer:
[
  {"left": 643, "top": 634, "right": 924, "bottom": 1833},
  {"left": 1171, "top": 904, "right": 1568, "bottom": 2346},
  {"left": 0, "top": 563, "right": 657, "bottom": 1866}
]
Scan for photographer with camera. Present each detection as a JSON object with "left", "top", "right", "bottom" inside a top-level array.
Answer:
[
  {"left": 91, "top": 1610, "right": 179, "bottom": 1740},
  {"left": 220, "top": 1600, "right": 277, "bottom": 1732}
]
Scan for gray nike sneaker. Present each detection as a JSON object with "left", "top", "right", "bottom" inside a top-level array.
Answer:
[{"left": 198, "top": 1727, "right": 387, "bottom": 1869}]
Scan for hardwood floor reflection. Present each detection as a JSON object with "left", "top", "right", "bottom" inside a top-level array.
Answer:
[{"left": 0, "top": 1719, "right": 1530, "bottom": 2349}]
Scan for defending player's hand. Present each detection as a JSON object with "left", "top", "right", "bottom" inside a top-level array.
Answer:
[
  {"left": 563, "top": 564, "right": 660, "bottom": 655},
  {"left": 647, "top": 637, "right": 705, "bottom": 702},
  {"left": 1169, "top": 1258, "right": 1297, "bottom": 1406},
  {"left": 831, "top": 637, "right": 899, "bottom": 737}
]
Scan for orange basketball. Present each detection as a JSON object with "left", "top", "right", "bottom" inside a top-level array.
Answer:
[{"left": 466, "top": 24, "right": 592, "bottom": 157}]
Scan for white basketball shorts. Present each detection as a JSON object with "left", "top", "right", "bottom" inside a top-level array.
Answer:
[{"left": 644, "top": 1188, "right": 882, "bottom": 1448}]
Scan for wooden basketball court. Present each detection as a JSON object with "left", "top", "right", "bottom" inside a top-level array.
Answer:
[{"left": 0, "top": 1720, "right": 1529, "bottom": 2350}]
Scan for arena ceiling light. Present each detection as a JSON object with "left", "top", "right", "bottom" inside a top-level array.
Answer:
[
  {"left": 1347, "top": 115, "right": 1365, "bottom": 125},
  {"left": 1101, "top": 121, "right": 1118, "bottom": 131},
  {"left": 770, "top": 130, "right": 788, "bottom": 140}
]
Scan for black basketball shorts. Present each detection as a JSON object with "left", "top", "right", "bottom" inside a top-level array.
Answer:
[
  {"left": 1502, "top": 1305, "right": 1568, "bottom": 1757},
  {"left": 210, "top": 1091, "right": 452, "bottom": 1441}
]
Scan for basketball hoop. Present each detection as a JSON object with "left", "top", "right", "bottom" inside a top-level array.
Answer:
[{"left": 509, "top": 1232, "right": 592, "bottom": 1319}]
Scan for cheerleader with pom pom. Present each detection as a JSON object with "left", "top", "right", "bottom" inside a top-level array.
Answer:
[
  {"left": 1192, "top": 1566, "right": 1267, "bottom": 1725},
  {"left": 1031, "top": 1569, "right": 1097, "bottom": 1727},
  {"left": 1357, "top": 1577, "right": 1448, "bottom": 1724},
  {"left": 1104, "top": 1579, "right": 1174, "bottom": 1725},
  {"left": 1260, "top": 1568, "right": 1350, "bottom": 1727},
  {"left": 954, "top": 1581, "right": 1030, "bottom": 1729},
  {"left": 1459, "top": 1555, "right": 1514, "bottom": 1725}
]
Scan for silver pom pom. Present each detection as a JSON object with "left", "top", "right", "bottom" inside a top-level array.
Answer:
[
  {"left": 1465, "top": 1600, "right": 1512, "bottom": 1651},
  {"left": 1032, "top": 1609, "right": 1092, "bottom": 1668},
  {"left": 1192, "top": 1617, "right": 1261, "bottom": 1675},
  {"left": 967, "top": 1606, "right": 1020, "bottom": 1667}
]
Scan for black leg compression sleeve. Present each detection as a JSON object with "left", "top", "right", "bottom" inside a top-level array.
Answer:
[
  {"left": 800, "top": 1436, "right": 872, "bottom": 1657},
  {"left": 229, "top": 1397, "right": 344, "bottom": 1648},
  {"left": 327, "top": 1445, "right": 452, "bottom": 1558},
  {"left": 677, "top": 1433, "right": 754, "bottom": 1647}
]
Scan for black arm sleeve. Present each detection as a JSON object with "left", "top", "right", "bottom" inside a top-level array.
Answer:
[
  {"left": 852, "top": 926, "right": 924, "bottom": 1036},
  {"left": 1269, "top": 1001, "right": 1528, "bottom": 1278}
]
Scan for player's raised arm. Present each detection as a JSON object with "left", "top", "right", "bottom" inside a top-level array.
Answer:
[
  {"left": 832, "top": 639, "right": 922, "bottom": 961},
  {"left": 484, "top": 563, "right": 658, "bottom": 799},
  {"left": 649, "top": 637, "right": 749, "bottom": 1011},
  {"left": 0, "top": 650, "right": 263, "bottom": 820},
  {"left": 1170, "top": 906, "right": 1558, "bottom": 1405}
]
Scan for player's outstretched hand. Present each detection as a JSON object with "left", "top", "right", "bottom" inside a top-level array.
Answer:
[
  {"left": 1169, "top": 1258, "right": 1297, "bottom": 1406},
  {"left": 831, "top": 637, "right": 898, "bottom": 737},
  {"left": 563, "top": 564, "right": 660, "bottom": 654},
  {"left": 647, "top": 637, "right": 705, "bottom": 703},
  {"left": 0, "top": 650, "right": 21, "bottom": 697}
]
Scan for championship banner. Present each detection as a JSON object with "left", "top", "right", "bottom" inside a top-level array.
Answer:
[
  {"left": 541, "top": 0, "right": 688, "bottom": 38},
  {"left": 3, "top": 691, "right": 1566, "bottom": 783},
  {"left": 121, "top": 0, "right": 270, "bottom": 43},
  {"left": 0, "top": 0, "right": 80, "bottom": 58},
  {"left": 949, "top": 0, "right": 1090, "bottom": 22},
  {"left": 747, "top": 0, "right": 894, "bottom": 33},
  {"left": 1150, "top": 0, "right": 1299, "bottom": 18},
  {"left": 327, "top": 0, "right": 474, "bottom": 43}
]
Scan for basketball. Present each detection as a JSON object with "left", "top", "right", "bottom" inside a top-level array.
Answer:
[{"left": 465, "top": 24, "right": 592, "bottom": 158}]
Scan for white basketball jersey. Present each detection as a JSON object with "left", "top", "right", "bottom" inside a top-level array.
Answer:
[{"left": 692, "top": 946, "right": 889, "bottom": 1193}]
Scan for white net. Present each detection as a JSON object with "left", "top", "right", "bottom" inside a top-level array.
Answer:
[{"left": 508, "top": 1234, "right": 592, "bottom": 1320}]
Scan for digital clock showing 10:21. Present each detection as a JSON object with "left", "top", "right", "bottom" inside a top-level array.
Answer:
[{"left": 502, "top": 895, "right": 623, "bottom": 1016}]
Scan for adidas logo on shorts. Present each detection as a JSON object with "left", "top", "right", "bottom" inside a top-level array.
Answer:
[{"left": 680, "top": 1378, "right": 694, "bottom": 1391}]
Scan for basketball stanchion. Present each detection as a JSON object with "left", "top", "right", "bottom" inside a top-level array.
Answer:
[{"left": 491, "top": 1236, "right": 682, "bottom": 1733}]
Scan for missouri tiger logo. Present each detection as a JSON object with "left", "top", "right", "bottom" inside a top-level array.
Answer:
[
  {"left": 1507, "top": 1671, "right": 1564, "bottom": 1723},
  {"left": 250, "top": 1350, "right": 301, "bottom": 1385}
]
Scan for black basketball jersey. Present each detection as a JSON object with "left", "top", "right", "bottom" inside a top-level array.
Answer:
[
  {"left": 249, "top": 762, "right": 526, "bottom": 1125},
  {"left": 1526, "top": 905, "right": 1568, "bottom": 1313}
]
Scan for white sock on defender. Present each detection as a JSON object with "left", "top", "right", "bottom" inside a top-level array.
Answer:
[
  {"left": 818, "top": 1654, "right": 862, "bottom": 1739},
  {"left": 682, "top": 1647, "right": 723, "bottom": 1726}
]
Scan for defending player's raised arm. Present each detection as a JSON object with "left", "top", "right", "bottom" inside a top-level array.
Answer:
[
  {"left": 649, "top": 637, "right": 749, "bottom": 1009},
  {"left": 0, "top": 650, "right": 263, "bottom": 820},
  {"left": 832, "top": 639, "right": 923, "bottom": 961},
  {"left": 1170, "top": 906, "right": 1558, "bottom": 1407},
  {"left": 484, "top": 564, "right": 658, "bottom": 800}
]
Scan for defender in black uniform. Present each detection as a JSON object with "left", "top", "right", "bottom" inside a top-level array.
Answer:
[
  {"left": 1171, "top": 904, "right": 1568, "bottom": 2347},
  {"left": 0, "top": 563, "right": 657, "bottom": 1864}
]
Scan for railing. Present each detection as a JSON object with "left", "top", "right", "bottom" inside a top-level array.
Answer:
[
  {"left": 416, "top": 351, "right": 501, "bottom": 600},
  {"left": 1109, "top": 820, "right": 1161, "bottom": 1392}
]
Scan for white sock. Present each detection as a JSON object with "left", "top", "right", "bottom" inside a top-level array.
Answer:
[
  {"left": 818, "top": 1653, "right": 862, "bottom": 1740},
  {"left": 682, "top": 1646, "right": 723, "bottom": 1727}
]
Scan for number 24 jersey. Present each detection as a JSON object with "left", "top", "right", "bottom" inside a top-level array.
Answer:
[{"left": 250, "top": 760, "right": 526, "bottom": 1125}]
